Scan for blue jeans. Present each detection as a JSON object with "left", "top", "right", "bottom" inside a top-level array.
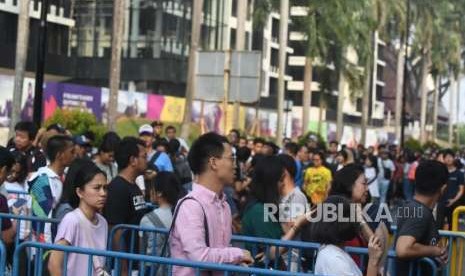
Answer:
[
  {"left": 403, "top": 178, "right": 414, "bottom": 200},
  {"left": 379, "top": 179, "right": 390, "bottom": 203}
]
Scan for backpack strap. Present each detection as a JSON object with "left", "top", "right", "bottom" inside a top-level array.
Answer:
[
  {"left": 146, "top": 212, "right": 165, "bottom": 228},
  {"left": 160, "top": 196, "right": 209, "bottom": 256},
  {"left": 158, "top": 196, "right": 211, "bottom": 275}
]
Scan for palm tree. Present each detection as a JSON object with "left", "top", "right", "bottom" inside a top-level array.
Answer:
[
  {"left": 277, "top": 0, "right": 289, "bottom": 144},
  {"left": 108, "top": 0, "right": 126, "bottom": 131},
  {"left": 294, "top": 0, "right": 367, "bottom": 139},
  {"left": 357, "top": 0, "right": 407, "bottom": 145},
  {"left": 180, "top": 0, "right": 204, "bottom": 139},
  {"left": 10, "top": 0, "right": 31, "bottom": 136}
]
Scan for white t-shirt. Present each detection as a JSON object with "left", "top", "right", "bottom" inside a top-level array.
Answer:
[
  {"left": 315, "top": 244, "right": 362, "bottom": 276},
  {"left": 365, "top": 167, "right": 380, "bottom": 198},
  {"left": 29, "top": 166, "right": 63, "bottom": 243},
  {"left": 5, "top": 181, "right": 31, "bottom": 239}
]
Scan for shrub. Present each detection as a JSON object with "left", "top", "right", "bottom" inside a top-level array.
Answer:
[{"left": 44, "top": 108, "right": 107, "bottom": 146}]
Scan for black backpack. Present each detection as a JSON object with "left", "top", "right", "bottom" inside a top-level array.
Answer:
[{"left": 173, "top": 155, "right": 192, "bottom": 184}]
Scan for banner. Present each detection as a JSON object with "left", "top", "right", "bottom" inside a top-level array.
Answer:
[
  {"left": 160, "top": 96, "right": 185, "bottom": 123},
  {"left": 0, "top": 75, "right": 36, "bottom": 127},
  {"left": 147, "top": 94, "right": 165, "bottom": 120},
  {"left": 44, "top": 82, "right": 102, "bottom": 121}
]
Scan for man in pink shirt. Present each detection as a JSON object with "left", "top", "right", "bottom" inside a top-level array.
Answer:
[{"left": 169, "top": 132, "right": 253, "bottom": 275}]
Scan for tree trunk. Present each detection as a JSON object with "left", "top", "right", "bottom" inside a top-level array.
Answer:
[
  {"left": 302, "top": 57, "right": 313, "bottom": 135},
  {"left": 317, "top": 96, "right": 324, "bottom": 135},
  {"left": 180, "top": 0, "right": 204, "bottom": 139},
  {"left": 449, "top": 76, "right": 457, "bottom": 146},
  {"left": 419, "top": 51, "right": 431, "bottom": 144},
  {"left": 361, "top": 63, "right": 371, "bottom": 147},
  {"left": 456, "top": 75, "right": 461, "bottom": 147},
  {"left": 277, "top": 0, "right": 289, "bottom": 145},
  {"left": 361, "top": 31, "right": 377, "bottom": 147},
  {"left": 10, "top": 0, "right": 31, "bottom": 136},
  {"left": 108, "top": 0, "right": 126, "bottom": 131},
  {"left": 395, "top": 44, "right": 405, "bottom": 144},
  {"left": 336, "top": 55, "right": 346, "bottom": 142},
  {"left": 232, "top": 0, "right": 247, "bottom": 130},
  {"left": 432, "top": 77, "right": 439, "bottom": 142},
  {"left": 153, "top": 0, "right": 164, "bottom": 58}
]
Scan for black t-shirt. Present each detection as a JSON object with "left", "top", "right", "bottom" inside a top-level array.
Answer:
[
  {"left": 103, "top": 176, "right": 148, "bottom": 226},
  {"left": 395, "top": 199, "right": 439, "bottom": 276},
  {"left": 442, "top": 169, "right": 464, "bottom": 202}
]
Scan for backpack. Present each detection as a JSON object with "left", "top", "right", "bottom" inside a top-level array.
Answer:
[
  {"left": 147, "top": 151, "right": 163, "bottom": 172},
  {"left": 173, "top": 155, "right": 192, "bottom": 184}
]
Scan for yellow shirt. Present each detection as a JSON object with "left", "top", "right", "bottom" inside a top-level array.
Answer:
[{"left": 304, "top": 166, "right": 332, "bottom": 204}]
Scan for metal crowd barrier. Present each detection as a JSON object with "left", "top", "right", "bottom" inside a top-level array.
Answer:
[
  {"left": 0, "top": 240, "right": 6, "bottom": 276},
  {"left": 0, "top": 213, "right": 59, "bottom": 247},
  {"left": 13, "top": 241, "right": 318, "bottom": 276},
  {"left": 108, "top": 224, "right": 438, "bottom": 275}
]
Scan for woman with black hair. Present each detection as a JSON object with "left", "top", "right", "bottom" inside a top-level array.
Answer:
[
  {"left": 54, "top": 159, "right": 95, "bottom": 222},
  {"left": 241, "top": 156, "right": 284, "bottom": 243},
  {"left": 48, "top": 162, "right": 108, "bottom": 276},
  {"left": 242, "top": 155, "right": 309, "bottom": 270},
  {"left": 312, "top": 196, "right": 383, "bottom": 276},
  {"left": 328, "top": 164, "right": 389, "bottom": 268},
  {"left": 140, "top": 172, "right": 184, "bottom": 257}
]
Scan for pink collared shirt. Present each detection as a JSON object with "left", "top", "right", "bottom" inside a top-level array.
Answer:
[{"left": 169, "top": 183, "right": 244, "bottom": 275}]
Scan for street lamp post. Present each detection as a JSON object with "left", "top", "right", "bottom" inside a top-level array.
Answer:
[
  {"left": 33, "top": 0, "right": 50, "bottom": 127},
  {"left": 400, "top": 0, "right": 411, "bottom": 149},
  {"left": 284, "top": 100, "right": 293, "bottom": 138}
]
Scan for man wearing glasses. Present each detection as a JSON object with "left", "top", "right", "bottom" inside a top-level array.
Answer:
[{"left": 169, "top": 132, "right": 253, "bottom": 276}]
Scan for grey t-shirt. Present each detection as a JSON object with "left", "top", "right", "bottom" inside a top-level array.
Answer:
[
  {"left": 139, "top": 206, "right": 173, "bottom": 256},
  {"left": 280, "top": 187, "right": 309, "bottom": 222}
]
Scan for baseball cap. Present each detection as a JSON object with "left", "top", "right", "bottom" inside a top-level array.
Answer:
[
  {"left": 74, "top": 135, "right": 90, "bottom": 146},
  {"left": 139, "top": 124, "right": 154, "bottom": 135}
]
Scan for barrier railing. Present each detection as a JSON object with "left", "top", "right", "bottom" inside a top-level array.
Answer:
[
  {"left": 108, "top": 224, "right": 438, "bottom": 275},
  {"left": 0, "top": 213, "right": 59, "bottom": 247},
  {"left": 451, "top": 206, "right": 465, "bottom": 276},
  {"left": 13, "top": 241, "right": 318, "bottom": 276},
  {"left": 437, "top": 229, "right": 465, "bottom": 276},
  {"left": 0, "top": 240, "right": 6, "bottom": 276}
]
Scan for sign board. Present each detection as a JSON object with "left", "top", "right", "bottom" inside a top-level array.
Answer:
[{"left": 195, "top": 51, "right": 261, "bottom": 103}]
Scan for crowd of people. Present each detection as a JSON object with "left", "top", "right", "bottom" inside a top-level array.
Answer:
[{"left": 0, "top": 120, "right": 462, "bottom": 275}]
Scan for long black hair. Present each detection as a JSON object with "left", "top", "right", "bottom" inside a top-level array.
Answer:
[
  {"left": 10, "top": 151, "right": 28, "bottom": 184},
  {"left": 62, "top": 159, "right": 106, "bottom": 208},
  {"left": 310, "top": 195, "right": 360, "bottom": 245},
  {"left": 329, "top": 164, "right": 365, "bottom": 199},
  {"left": 146, "top": 171, "right": 185, "bottom": 212},
  {"left": 249, "top": 155, "right": 285, "bottom": 207}
]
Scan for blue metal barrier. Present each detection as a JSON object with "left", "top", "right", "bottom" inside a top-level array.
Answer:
[
  {"left": 0, "top": 240, "right": 6, "bottom": 276},
  {"left": 0, "top": 213, "right": 59, "bottom": 247},
  {"left": 13, "top": 241, "right": 319, "bottom": 276},
  {"left": 0, "top": 213, "right": 60, "bottom": 276},
  {"left": 436, "top": 230, "right": 465, "bottom": 276},
  {"left": 108, "top": 224, "right": 439, "bottom": 275}
]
